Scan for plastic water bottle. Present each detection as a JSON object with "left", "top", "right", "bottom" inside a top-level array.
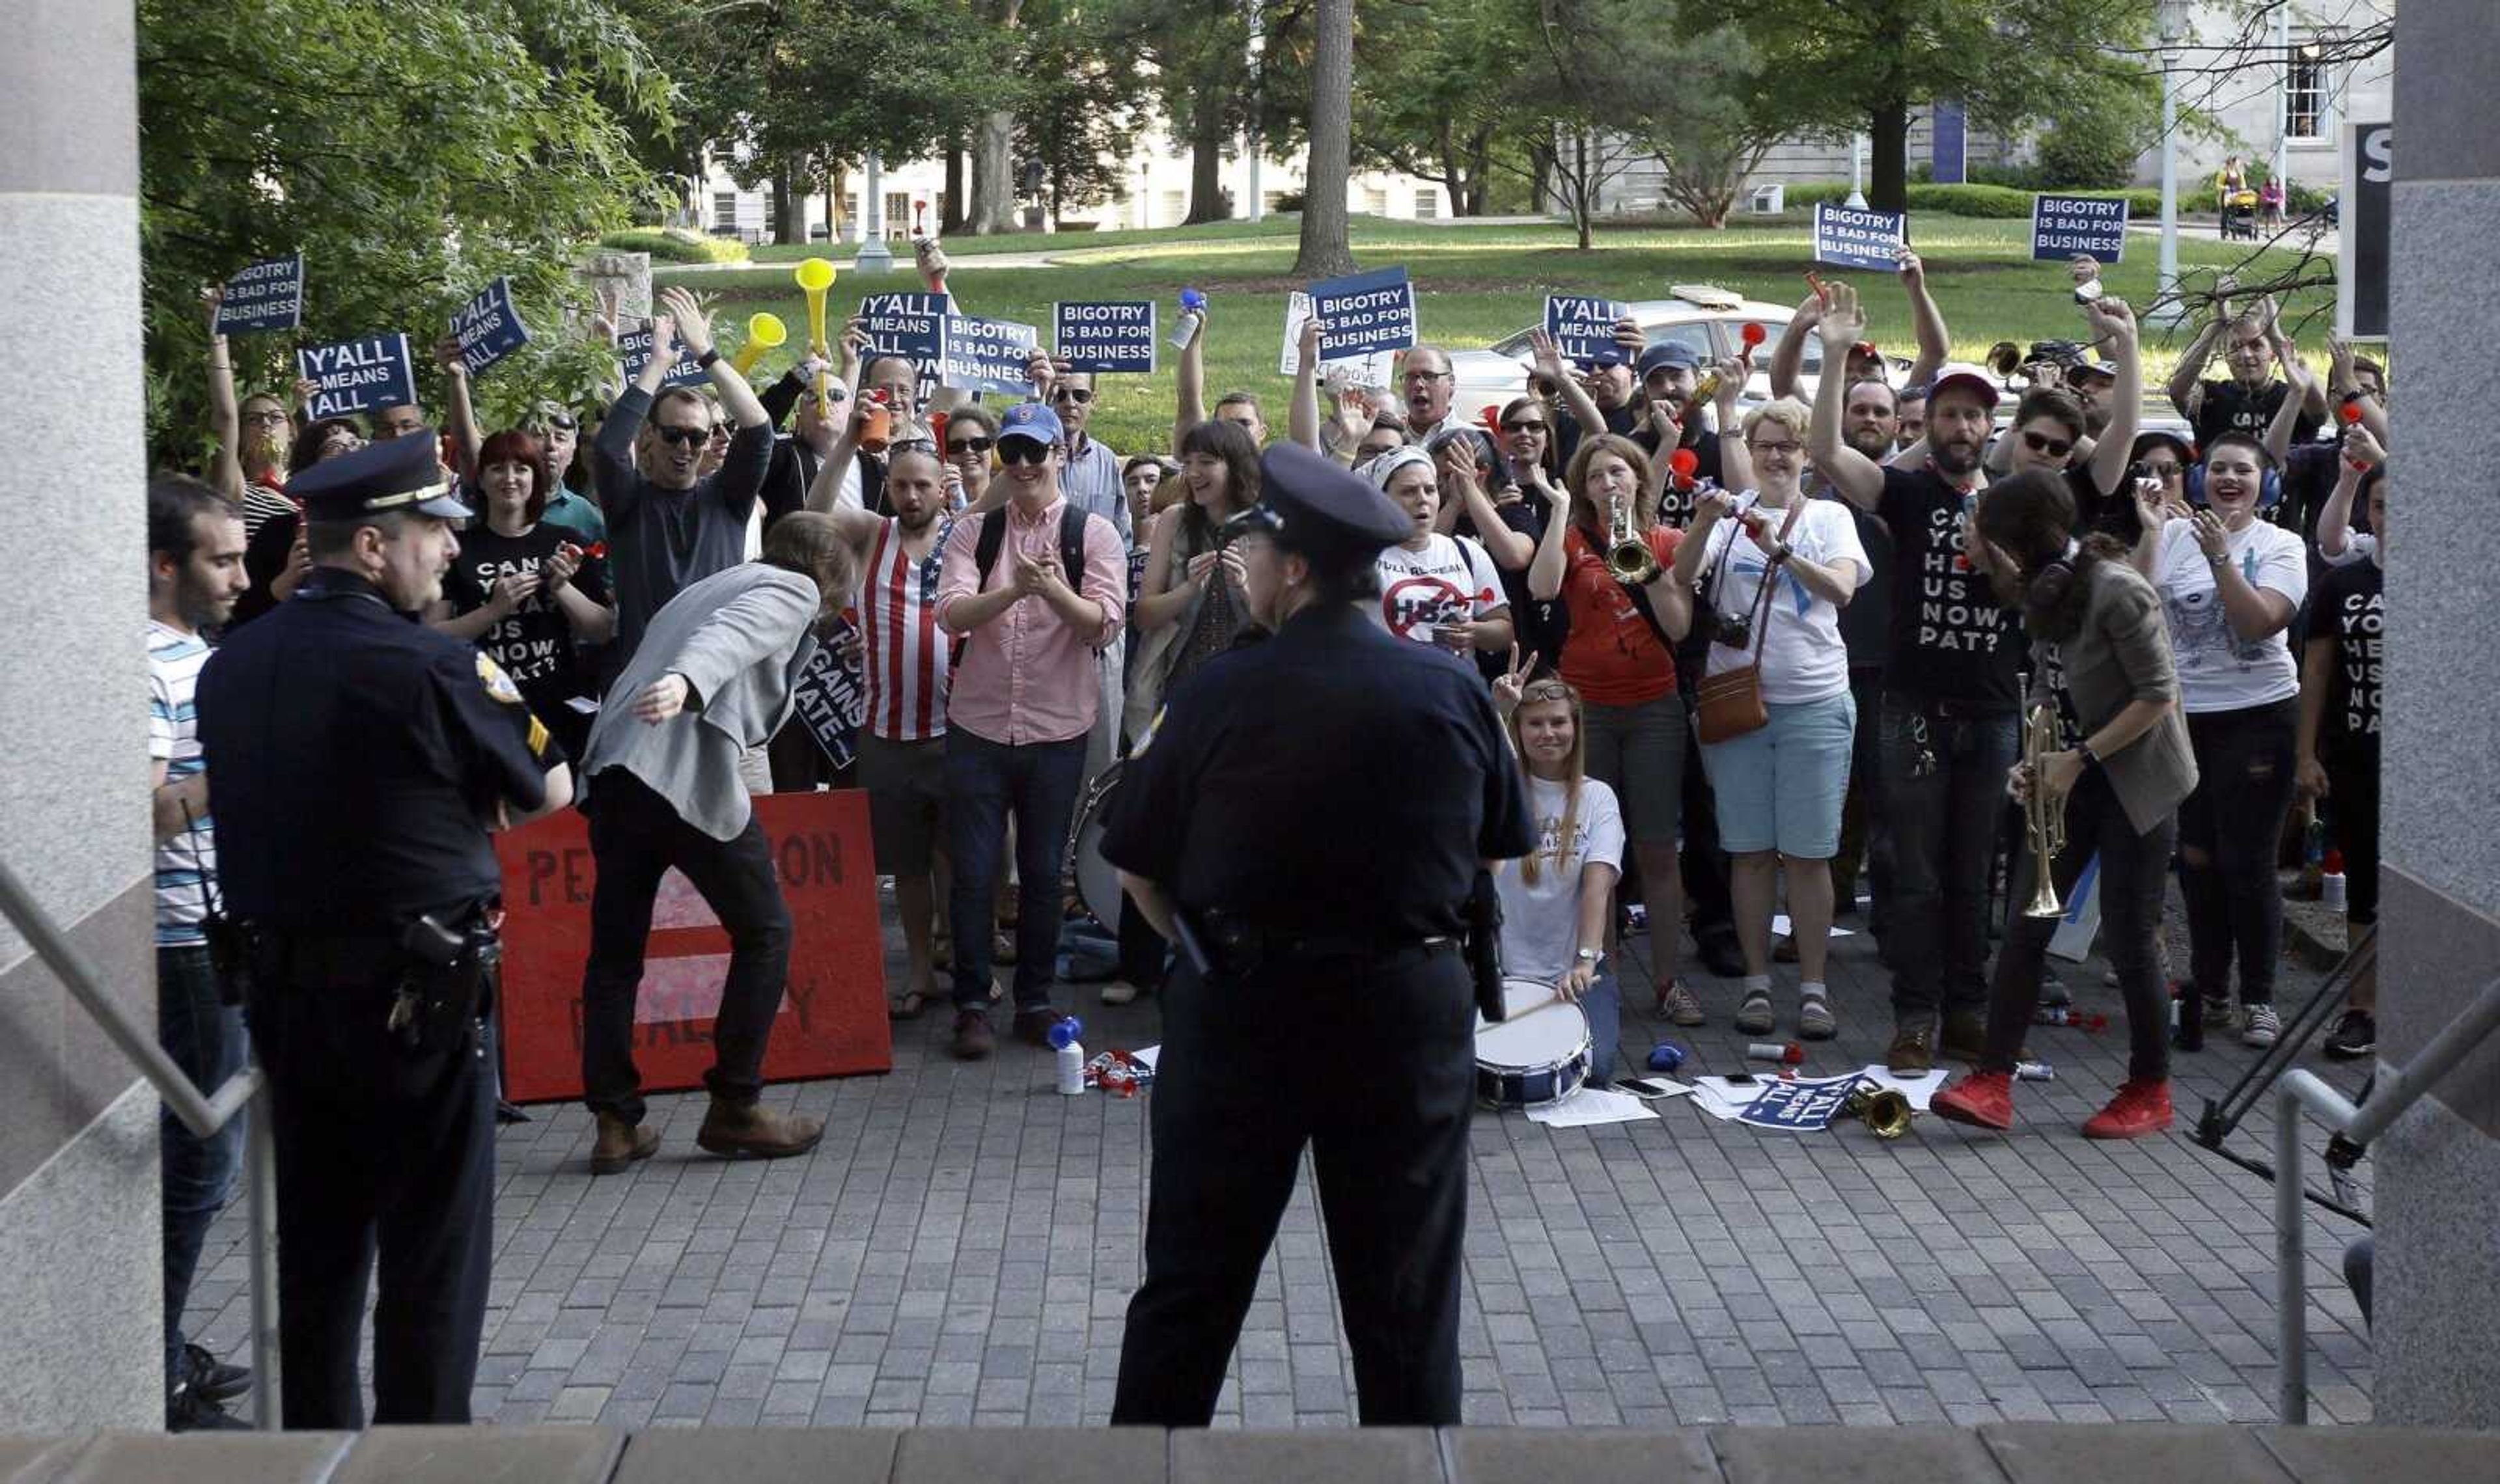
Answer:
[
  {"left": 1049, "top": 1017, "right": 1086, "bottom": 1095},
  {"left": 1169, "top": 288, "right": 1206, "bottom": 349},
  {"left": 2014, "top": 1060, "right": 2056, "bottom": 1082},
  {"left": 1745, "top": 1041, "right": 1804, "bottom": 1065},
  {"left": 2321, "top": 848, "right": 2348, "bottom": 911}
]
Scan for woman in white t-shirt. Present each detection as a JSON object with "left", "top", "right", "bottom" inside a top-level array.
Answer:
[
  {"left": 1667, "top": 398, "right": 1870, "bottom": 1041},
  {"left": 2130, "top": 431, "right": 2309, "bottom": 1048},
  {"left": 1366, "top": 446, "right": 1514, "bottom": 657},
  {"left": 1490, "top": 666, "right": 1626, "bottom": 1085}
]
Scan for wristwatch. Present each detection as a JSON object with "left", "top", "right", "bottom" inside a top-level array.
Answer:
[
  {"left": 1576, "top": 947, "right": 1604, "bottom": 968},
  {"left": 695, "top": 348, "right": 722, "bottom": 370}
]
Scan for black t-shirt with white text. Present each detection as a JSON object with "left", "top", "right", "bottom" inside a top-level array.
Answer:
[
  {"left": 441, "top": 522, "right": 609, "bottom": 743},
  {"left": 2303, "top": 556, "right": 2382, "bottom": 759},
  {"left": 2193, "top": 377, "right": 2321, "bottom": 451},
  {"left": 1876, "top": 464, "right": 2023, "bottom": 709}
]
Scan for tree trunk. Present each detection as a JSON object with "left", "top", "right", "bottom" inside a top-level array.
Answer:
[
  {"left": 1290, "top": 0, "right": 1357, "bottom": 275},
  {"left": 942, "top": 143, "right": 967, "bottom": 235},
  {"left": 771, "top": 165, "right": 799, "bottom": 245},
  {"left": 1870, "top": 99, "right": 1911, "bottom": 213},
  {"left": 973, "top": 110, "right": 1018, "bottom": 234},
  {"left": 1184, "top": 103, "right": 1229, "bottom": 225},
  {"left": 827, "top": 163, "right": 847, "bottom": 241},
  {"left": 1527, "top": 141, "right": 1553, "bottom": 219},
  {"left": 1571, "top": 131, "right": 1594, "bottom": 249}
]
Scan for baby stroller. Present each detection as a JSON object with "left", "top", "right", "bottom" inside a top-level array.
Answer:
[{"left": 2219, "top": 187, "right": 2260, "bottom": 241}]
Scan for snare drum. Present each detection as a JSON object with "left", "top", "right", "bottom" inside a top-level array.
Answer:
[
  {"left": 1474, "top": 976, "right": 1592, "bottom": 1109},
  {"left": 1063, "top": 761, "right": 1126, "bottom": 931}
]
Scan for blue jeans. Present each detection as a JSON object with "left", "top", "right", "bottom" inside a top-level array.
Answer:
[
  {"left": 947, "top": 730, "right": 1090, "bottom": 1012},
  {"left": 1579, "top": 966, "right": 1622, "bottom": 1088},
  {"left": 1876, "top": 693, "right": 2018, "bottom": 1019},
  {"left": 160, "top": 942, "right": 245, "bottom": 1391}
]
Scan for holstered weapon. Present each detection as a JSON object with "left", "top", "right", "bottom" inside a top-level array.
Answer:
[{"left": 1464, "top": 870, "right": 1506, "bottom": 1024}]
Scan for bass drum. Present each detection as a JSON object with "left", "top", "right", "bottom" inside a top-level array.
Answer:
[
  {"left": 1062, "top": 760, "right": 1126, "bottom": 932},
  {"left": 1474, "top": 976, "right": 1592, "bottom": 1109}
]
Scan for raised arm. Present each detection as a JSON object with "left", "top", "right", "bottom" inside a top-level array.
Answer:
[
  {"left": 1525, "top": 474, "right": 1573, "bottom": 602},
  {"left": 661, "top": 285, "right": 768, "bottom": 430},
  {"left": 1897, "top": 251, "right": 1949, "bottom": 392},
  {"left": 2314, "top": 427, "right": 2380, "bottom": 563},
  {"left": 1807, "top": 284, "right": 1885, "bottom": 510},
  {"left": 1533, "top": 329, "right": 1606, "bottom": 437},
  {"left": 1452, "top": 461, "right": 1533, "bottom": 569},
  {"left": 202, "top": 286, "right": 246, "bottom": 502},
  {"left": 1289, "top": 318, "right": 1324, "bottom": 453},
  {"left": 2167, "top": 297, "right": 2227, "bottom": 416},
  {"left": 433, "top": 337, "right": 484, "bottom": 480},
  {"left": 1766, "top": 292, "right": 1820, "bottom": 403},
  {"left": 2263, "top": 339, "right": 2315, "bottom": 466},
  {"left": 1173, "top": 300, "right": 1208, "bottom": 447},
  {"left": 2082, "top": 297, "right": 2141, "bottom": 497}
]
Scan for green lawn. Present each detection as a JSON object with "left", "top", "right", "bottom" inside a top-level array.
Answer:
[{"left": 670, "top": 215, "right": 2331, "bottom": 457}]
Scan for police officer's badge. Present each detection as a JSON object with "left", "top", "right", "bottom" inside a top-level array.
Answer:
[{"left": 476, "top": 653, "right": 525, "bottom": 705}]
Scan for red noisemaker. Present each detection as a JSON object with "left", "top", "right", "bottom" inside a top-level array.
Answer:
[
  {"left": 911, "top": 197, "right": 928, "bottom": 236},
  {"left": 2031, "top": 1007, "right": 2109, "bottom": 1032},
  {"left": 1740, "top": 322, "right": 1766, "bottom": 348},
  {"left": 1746, "top": 1041, "right": 1805, "bottom": 1065},
  {"left": 1668, "top": 447, "right": 1699, "bottom": 491},
  {"left": 1481, "top": 405, "right": 1503, "bottom": 441},
  {"left": 2338, "top": 400, "right": 2363, "bottom": 424},
  {"left": 587, "top": 542, "right": 607, "bottom": 561},
  {"left": 930, "top": 410, "right": 950, "bottom": 454}
]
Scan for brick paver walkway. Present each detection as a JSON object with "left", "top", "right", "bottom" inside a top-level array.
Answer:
[{"left": 188, "top": 885, "right": 2376, "bottom": 1429}]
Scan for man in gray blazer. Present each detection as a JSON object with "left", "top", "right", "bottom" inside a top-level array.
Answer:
[{"left": 575, "top": 512, "right": 857, "bottom": 1173}]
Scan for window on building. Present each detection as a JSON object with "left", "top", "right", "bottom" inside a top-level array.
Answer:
[
  {"left": 713, "top": 191, "right": 739, "bottom": 230},
  {"left": 1161, "top": 189, "right": 1187, "bottom": 227},
  {"left": 885, "top": 191, "right": 911, "bottom": 236},
  {"left": 1362, "top": 186, "right": 1390, "bottom": 217},
  {"left": 2286, "top": 35, "right": 2331, "bottom": 139},
  {"left": 1414, "top": 187, "right": 1443, "bottom": 219}
]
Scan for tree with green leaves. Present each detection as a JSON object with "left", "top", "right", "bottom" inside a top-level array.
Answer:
[
  {"left": 139, "top": 0, "right": 674, "bottom": 464},
  {"left": 1716, "top": 0, "right": 2158, "bottom": 212}
]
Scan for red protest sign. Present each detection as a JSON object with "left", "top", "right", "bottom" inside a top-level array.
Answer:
[{"left": 492, "top": 791, "right": 891, "bottom": 1103}]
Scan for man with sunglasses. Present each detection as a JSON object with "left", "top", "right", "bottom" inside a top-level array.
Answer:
[
  {"left": 589, "top": 284, "right": 775, "bottom": 661},
  {"left": 1026, "top": 353, "right": 1133, "bottom": 777},
  {"left": 934, "top": 401, "right": 1128, "bottom": 1060}
]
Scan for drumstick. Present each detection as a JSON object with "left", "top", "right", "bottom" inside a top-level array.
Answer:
[{"left": 1482, "top": 988, "right": 1572, "bottom": 1024}]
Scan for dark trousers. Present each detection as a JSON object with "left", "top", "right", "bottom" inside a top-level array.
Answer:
[
  {"left": 246, "top": 979, "right": 493, "bottom": 1429},
  {"left": 945, "top": 731, "right": 1088, "bottom": 1012},
  {"left": 1113, "top": 942, "right": 1473, "bottom": 1427},
  {"left": 1833, "top": 666, "right": 1892, "bottom": 929},
  {"left": 160, "top": 943, "right": 245, "bottom": 1394},
  {"left": 1983, "top": 767, "right": 2176, "bottom": 1082},
  {"left": 580, "top": 770, "right": 793, "bottom": 1125},
  {"left": 1878, "top": 693, "right": 2019, "bottom": 1019},
  {"left": 1117, "top": 900, "right": 1169, "bottom": 989},
  {"left": 2323, "top": 745, "right": 2381, "bottom": 926},
  {"left": 2178, "top": 699, "right": 2299, "bottom": 1005},
  {"left": 1677, "top": 708, "right": 1736, "bottom": 943}
]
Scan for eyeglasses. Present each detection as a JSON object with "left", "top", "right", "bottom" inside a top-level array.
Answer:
[
  {"left": 1049, "top": 387, "right": 1094, "bottom": 404},
  {"left": 1518, "top": 680, "right": 1574, "bottom": 704},
  {"left": 1501, "top": 420, "right": 1549, "bottom": 433},
  {"left": 947, "top": 436, "right": 995, "bottom": 455},
  {"left": 997, "top": 440, "right": 1053, "bottom": 467},
  {"left": 2144, "top": 463, "right": 2183, "bottom": 480},
  {"left": 1748, "top": 439, "right": 1802, "bottom": 456},
  {"left": 242, "top": 409, "right": 290, "bottom": 427},
  {"left": 1402, "top": 370, "right": 1451, "bottom": 383},
  {"left": 2020, "top": 429, "right": 2075, "bottom": 459},
  {"left": 653, "top": 424, "right": 708, "bottom": 447},
  {"left": 889, "top": 437, "right": 937, "bottom": 456}
]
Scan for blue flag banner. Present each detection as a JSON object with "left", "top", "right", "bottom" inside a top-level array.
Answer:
[
  {"left": 939, "top": 313, "right": 1041, "bottom": 395},
  {"left": 214, "top": 254, "right": 306, "bottom": 335},
  {"left": 2031, "top": 195, "right": 2130, "bottom": 264},
  {"left": 296, "top": 333, "right": 416, "bottom": 420},
  {"left": 791, "top": 617, "right": 868, "bottom": 771},
  {"left": 618, "top": 320, "right": 709, "bottom": 390},
  {"left": 1055, "top": 300, "right": 1158, "bottom": 374},
  {"left": 1545, "top": 294, "right": 1629, "bottom": 363},
  {"left": 858, "top": 292, "right": 948, "bottom": 389},
  {"left": 1309, "top": 267, "right": 1418, "bottom": 358},
  {"left": 1811, "top": 203, "right": 1908, "bottom": 271},
  {"left": 1735, "top": 1073, "right": 1872, "bottom": 1133},
  {"left": 450, "top": 277, "right": 531, "bottom": 375}
]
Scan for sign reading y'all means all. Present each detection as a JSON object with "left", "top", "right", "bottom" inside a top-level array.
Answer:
[
  {"left": 1545, "top": 295, "right": 1629, "bottom": 364},
  {"left": 1309, "top": 266, "right": 1419, "bottom": 359},
  {"left": 449, "top": 277, "right": 531, "bottom": 376},
  {"left": 1054, "top": 300, "right": 1158, "bottom": 374},
  {"left": 618, "top": 320, "right": 710, "bottom": 390},
  {"left": 214, "top": 253, "right": 305, "bottom": 335},
  {"left": 2030, "top": 195, "right": 2130, "bottom": 264},
  {"left": 857, "top": 292, "right": 947, "bottom": 387},
  {"left": 939, "top": 313, "right": 1041, "bottom": 396},
  {"left": 296, "top": 334, "right": 416, "bottom": 420},
  {"left": 1811, "top": 203, "right": 1909, "bottom": 271}
]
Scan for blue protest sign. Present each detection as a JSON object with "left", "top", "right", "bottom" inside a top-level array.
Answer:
[
  {"left": 858, "top": 292, "right": 948, "bottom": 390},
  {"left": 791, "top": 616, "right": 868, "bottom": 771},
  {"left": 1055, "top": 300, "right": 1158, "bottom": 374},
  {"left": 1309, "top": 267, "right": 1418, "bottom": 358},
  {"left": 939, "top": 312, "right": 1040, "bottom": 396},
  {"left": 2031, "top": 195, "right": 2130, "bottom": 264},
  {"left": 618, "top": 320, "right": 709, "bottom": 390},
  {"left": 1811, "top": 203, "right": 1908, "bottom": 271},
  {"left": 214, "top": 254, "right": 305, "bottom": 335},
  {"left": 1544, "top": 294, "right": 1628, "bottom": 363},
  {"left": 449, "top": 277, "right": 531, "bottom": 375},
  {"left": 296, "top": 333, "right": 417, "bottom": 420},
  {"left": 1735, "top": 1073, "right": 1870, "bottom": 1133}
]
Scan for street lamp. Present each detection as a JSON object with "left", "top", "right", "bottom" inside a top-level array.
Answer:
[
  {"left": 2152, "top": 0, "right": 2191, "bottom": 327},
  {"left": 854, "top": 150, "right": 894, "bottom": 273}
]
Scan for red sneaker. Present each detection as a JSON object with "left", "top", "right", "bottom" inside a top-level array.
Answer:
[
  {"left": 2082, "top": 1079, "right": 2174, "bottom": 1140},
  {"left": 1930, "top": 1071, "right": 2014, "bottom": 1132}
]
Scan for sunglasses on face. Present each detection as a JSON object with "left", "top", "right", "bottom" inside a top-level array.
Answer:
[
  {"left": 2020, "top": 429, "right": 2074, "bottom": 459},
  {"left": 1501, "top": 420, "right": 1548, "bottom": 433},
  {"left": 948, "top": 436, "right": 994, "bottom": 455},
  {"left": 1050, "top": 387, "right": 1094, "bottom": 404},
  {"left": 654, "top": 424, "right": 708, "bottom": 447},
  {"left": 998, "top": 440, "right": 1053, "bottom": 467}
]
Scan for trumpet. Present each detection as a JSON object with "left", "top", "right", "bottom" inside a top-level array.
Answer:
[
  {"left": 730, "top": 312, "right": 786, "bottom": 377},
  {"left": 1844, "top": 1084, "right": 1915, "bottom": 1140},
  {"left": 2019, "top": 682, "right": 2068, "bottom": 920},
  {"left": 1604, "top": 490, "right": 1660, "bottom": 585},
  {"left": 1986, "top": 339, "right": 2025, "bottom": 379},
  {"left": 794, "top": 256, "right": 837, "bottom": 407}
]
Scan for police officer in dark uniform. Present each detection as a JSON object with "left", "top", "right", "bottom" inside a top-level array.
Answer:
[
  {"left": 1102, "top": 444, "right": 1533, "bottom": 1427},
  {"left": 196, "top": 435, "right": 573, "bottom": 1429}
]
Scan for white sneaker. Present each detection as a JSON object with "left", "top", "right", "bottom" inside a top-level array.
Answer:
[
  {"left": 2242, "top": 1003, "right": 2281, "bottom": 1049},
  {"left": 1099, "top": 980, "right": 1140, "bottom": 1006}
]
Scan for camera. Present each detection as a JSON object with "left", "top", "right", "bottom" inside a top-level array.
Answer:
[{"left": 1715, "top": 611, "right": 1754, "bottom": 650}]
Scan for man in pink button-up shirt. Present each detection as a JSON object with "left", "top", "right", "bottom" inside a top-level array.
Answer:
[{"left": 934, "top": 400, "right": 1128, "bottom": 1060}]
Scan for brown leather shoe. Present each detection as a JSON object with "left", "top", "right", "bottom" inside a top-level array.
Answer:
[
  {"left": 589, "top": 1112, "right": 660, "bottom": 1175},
  {"left": 695, "top": 1097, "right": 824, "bottom": 1161},
  {"left": 1012, "top": 1006, "right": 1068, "bottom": 1047},
  {"left": 1885, "top": 1017, "right": 1935, "bottom": 1075},
  {"left": 951, "top": 1008, "right": 995, "bottom": 1061}
]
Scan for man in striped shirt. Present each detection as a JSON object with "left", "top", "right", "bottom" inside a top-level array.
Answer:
[
  {"left": 146, "top": 474, "right": 253, "bottom": 1429},
  {"left": 808, "top": 437, "right": 956, "bottom": 1019}
]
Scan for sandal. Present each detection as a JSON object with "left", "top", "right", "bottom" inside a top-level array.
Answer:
[{"left": 888, "top": 989, "right": 929, "bottom": 1021}]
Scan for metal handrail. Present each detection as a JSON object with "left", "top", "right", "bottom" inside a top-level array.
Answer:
[
  {"left": 0, "top": 855, "right": 282, "bottom": 1431},
  {"left": 2273, "top": 971, "right": 2500, "bottom": 1422}
]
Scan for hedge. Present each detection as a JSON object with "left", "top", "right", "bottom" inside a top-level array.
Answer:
[{"left": 598, "top": 228, "right": 750, "bottom": 264}]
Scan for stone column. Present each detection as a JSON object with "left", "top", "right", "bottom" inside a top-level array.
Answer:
[
  {"left": 0, "top": 1, "right": 165, "bottom": 1433},
  {"left": 2374, "top": 0, "right": 2500, "bottom": 1431}
]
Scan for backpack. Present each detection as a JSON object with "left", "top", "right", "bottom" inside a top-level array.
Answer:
[{"left": 957, "top": 504, "right": 1093, "bottom": 658}]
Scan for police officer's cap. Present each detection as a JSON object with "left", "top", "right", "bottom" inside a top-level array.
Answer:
[
  {"left": 1230, "top": 443, "right": 1411, "bottom": 572},
  {"left": 292, "top": 433, "right": 471, "bottom": 525}
]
